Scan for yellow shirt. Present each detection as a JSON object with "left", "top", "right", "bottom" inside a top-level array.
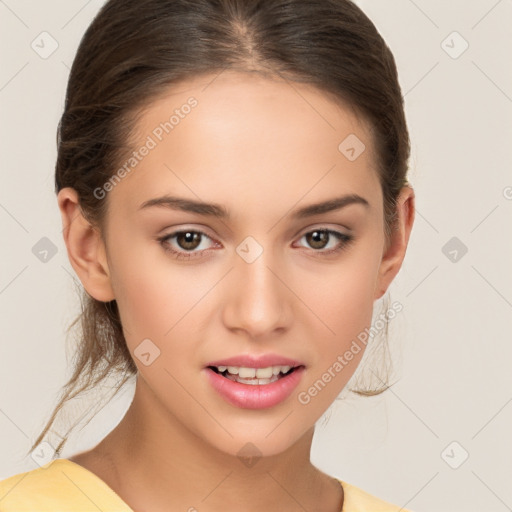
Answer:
[{"left": 0, "top": 459, "right": 411, "bottom": 511}]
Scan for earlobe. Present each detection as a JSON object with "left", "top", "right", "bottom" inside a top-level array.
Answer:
[
  {"left": 374, "top": 186, "right": 415, "bottom": 300},
  {"left": 57, "top": 187, "right": 115, "bottom": 302}
]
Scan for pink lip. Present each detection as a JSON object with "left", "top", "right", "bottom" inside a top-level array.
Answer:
[
  {"left": 203, "top": 366, "right": 306, "bottom": 409},
  {"left": 205, "top": 353, "right": 305, "bottom": 369}
]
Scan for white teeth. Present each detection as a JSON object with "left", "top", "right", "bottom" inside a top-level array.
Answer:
[
  {"left": 254, "top": 367, "right": 273, "bottom": 379},
  {"left": 217, "top": 365, "right": 294, "bottom": 378},
  {"left": 224, "top": 373, "right": 281, "bottom": 385},
  {"left": 272, "top": 366, "right": 291, "bottom": 375},
  {"left": 238, "top": 367, "right": 256, "bottom": 378}
]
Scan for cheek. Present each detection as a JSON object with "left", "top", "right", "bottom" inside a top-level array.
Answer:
[
  {"left": 305, "top": 236, "right": 383, "bottom": 339},
  {"left": 106, "top": 234, "right": 204, "bottom": 344},
  {"left": 113, "top": 271, "right": 206, "bottom": 349},
  {"left": 294, "top": 257, "right": 381, "bottom": 415}
]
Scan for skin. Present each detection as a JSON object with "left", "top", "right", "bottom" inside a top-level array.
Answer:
[{"left": 58, "top": 70, "right": 415, "bottom": 512}]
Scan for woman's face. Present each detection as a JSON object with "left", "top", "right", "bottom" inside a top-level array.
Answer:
[{"left": 92, "top": 71, "right": 405, "bottom": 457}]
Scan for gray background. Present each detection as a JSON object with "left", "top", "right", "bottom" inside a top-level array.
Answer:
[{"left": 1, "top": 1, "right": 511, "bottom": 511}]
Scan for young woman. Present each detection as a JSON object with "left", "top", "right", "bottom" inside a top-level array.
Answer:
[{"left": 0, "top": 0, "right": 415, "bottom": 510}]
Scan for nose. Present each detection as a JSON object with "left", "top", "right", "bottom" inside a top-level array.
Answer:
[{"left": 221, "top": 246, "right": 292, "bottom": 338}]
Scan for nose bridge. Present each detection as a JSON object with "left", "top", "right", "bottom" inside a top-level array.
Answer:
[{"left": 222, "top": 237, "right": 290, "bottom": 336}]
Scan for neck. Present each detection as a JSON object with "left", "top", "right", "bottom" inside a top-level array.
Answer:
[{"left": 82, "top": 375, "right": 343, "bottom": 512}]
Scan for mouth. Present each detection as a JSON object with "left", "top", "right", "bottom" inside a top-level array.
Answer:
[
  {"left": 207, "top": 364, "right": 303, "bottom": 385},
  {"left": 204, "top": 363, "right": 307, "bottom": 409}
]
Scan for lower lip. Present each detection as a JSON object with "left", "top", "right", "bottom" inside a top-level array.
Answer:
[{"left": 204, "top": 366, "right": 305, "bottom": 409}]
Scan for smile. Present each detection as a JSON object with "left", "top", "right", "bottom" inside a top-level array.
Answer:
[{"left": 204, "top": 365, "right": 306, "bottom": 409}]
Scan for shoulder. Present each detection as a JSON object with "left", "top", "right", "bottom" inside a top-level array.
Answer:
[
  {"left": 0, "top": 459, "right": 87, "bottom": 511},
  {"left": 338, "top": 479, "right": 413, "bottom": 512},
  {"left": 0, "top": 459, "right": 130, "bottom": 512}
]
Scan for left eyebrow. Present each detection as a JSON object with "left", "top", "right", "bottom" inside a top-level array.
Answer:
[
  {"left": 291, "top": 194, "right": 370, "bottom": 219},
  {"left": 138, "top": 193, "right": 370, "bottom": 219}
]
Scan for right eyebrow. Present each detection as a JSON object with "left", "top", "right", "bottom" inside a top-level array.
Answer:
[{"left": 139, "top": 195, "right": 230, "bottom": 219}]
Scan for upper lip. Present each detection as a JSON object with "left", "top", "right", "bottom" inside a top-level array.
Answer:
[{"left": 206, "top": 353, "right": 305, "bottom": 369}]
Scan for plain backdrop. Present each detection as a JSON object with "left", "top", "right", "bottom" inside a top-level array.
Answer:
[{"left": 1, "top": 1, "right": 511, "bottom": 511}]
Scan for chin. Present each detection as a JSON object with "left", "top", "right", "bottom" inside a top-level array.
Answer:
[{"left": 198, "top": 421, "right": 312, "bottom": 463}]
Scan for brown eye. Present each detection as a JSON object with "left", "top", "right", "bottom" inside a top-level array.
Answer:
[
  {"left": 158, "top": 229, "right": 218, "bottom": 261},
  {"left": 175, "top": 231, "right": 202, "bottom": 251},
  {"left": 297, "top": 228, "right": 354, "bottom": 256},
  {"left": 305, "top": 230, "right": 330, "bottom": 250}
]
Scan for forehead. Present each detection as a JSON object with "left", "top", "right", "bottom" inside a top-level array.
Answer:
[{"left": 107, "top": 70, "right": 381, "bottom": 222}]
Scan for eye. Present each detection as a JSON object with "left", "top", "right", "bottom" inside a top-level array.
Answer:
[
  {"left": 295, "top": 228, "right": 354, "bottom": 256},
  {"left": 158, "top": 229, "right": 218, "bottom": 261}
]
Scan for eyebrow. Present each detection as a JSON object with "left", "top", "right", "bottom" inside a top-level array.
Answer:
[{"left": 138, "top": 193, "right": 370, "bottom": 219}]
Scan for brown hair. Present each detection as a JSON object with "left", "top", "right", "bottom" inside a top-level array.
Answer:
[{"left": 29, "top": 0, "right": 410, "bottom": 458}]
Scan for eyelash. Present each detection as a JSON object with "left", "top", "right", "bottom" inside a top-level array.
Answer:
[{"left": 157, "top": 228, "right": 354, "bottom": 261}]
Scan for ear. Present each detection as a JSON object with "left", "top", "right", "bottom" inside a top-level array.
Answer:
[
  {"left": 57, "top": 187, "right": 115, "bottom": 302},
  {"left": 374, "top": 186, "right": 415, "bottom": 300}
]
